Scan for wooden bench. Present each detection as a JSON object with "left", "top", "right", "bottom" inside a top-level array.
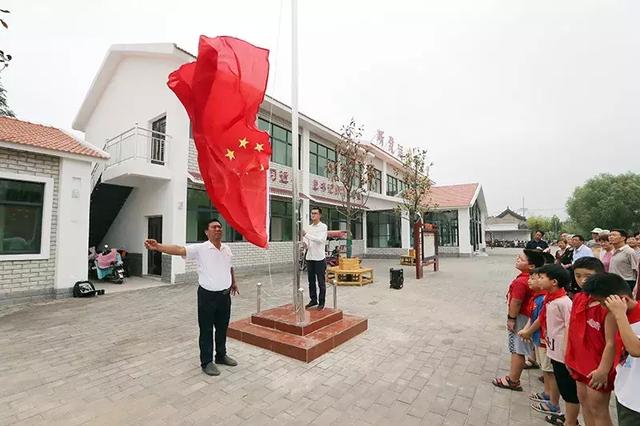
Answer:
[
  {"left": 326, "top": 257, "right": 374, "bottom": 286},
  {"left": 400, "top": 249, "right": 416, "bottom": 265}
]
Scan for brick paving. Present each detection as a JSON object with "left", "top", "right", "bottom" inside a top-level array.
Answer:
[{"left": 0, "top": 254, "right": 595, "bottom": 425}]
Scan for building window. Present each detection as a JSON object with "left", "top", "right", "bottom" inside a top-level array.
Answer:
[
  {"left": 150, "top": 115, "right": 166, "bottom": 165},
  {"left": 387, "top": 175, "right": 400, "bottom": 196},
  {"left": 370, "top": 169, "right": 382, "bottom": 193},
  {"left": 258, "top": 117, "right": 300, "bottom": 168},
  {"left": 186, "top": 188, "right": 244, "bottom": 242},
  {"left": 309, "top": 140, "right": 336, "bottom": 177},
  {"left": 366, "top": 210, "right": 401, "bottom": 248},
  {"left": 425, "top": 210, "right": 459, "bottom": 247},
  {"left": 270, "top": 198, "right": 293, "bottom": 241},
  {"left": 309, "top": 205, "right": 363, "bottom": 240},
  {"left": 0, "top": 178, "right": 45, "bottom": 255}
]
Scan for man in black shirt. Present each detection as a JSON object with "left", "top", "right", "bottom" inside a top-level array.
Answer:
[{"left": 525, "top": 230, "right": 549, "bottom": 251}]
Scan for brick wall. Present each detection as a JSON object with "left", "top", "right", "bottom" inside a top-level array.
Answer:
[
  {"left": 364, "top": 247, "right": 407, "bottom": 258},
  {"left": 188, "top": 138, "right": 198, "bottom": 172},
  {"left": 0, "top": 148, "right": 59, "bottom": 305},
  {"left": 175, "top": 239, "right": 367, "bottom": 284}
]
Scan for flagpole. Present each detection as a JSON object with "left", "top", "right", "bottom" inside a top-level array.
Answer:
[{"left": 291, "top": 0, "right": 304, "bottom": 323}]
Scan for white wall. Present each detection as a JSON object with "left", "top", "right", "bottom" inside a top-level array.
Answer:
[
  {"left": 82, "top": 54, "right": 191, "bottom": 280},
  {"left": 100, "top": 180, "right": 170, "bottom": 271},
  {"left": 55, "top": 158, "right": 92, "bottom": 290},
  {"left": 458, "top": 208, "right": 472, "bottom": 255}
]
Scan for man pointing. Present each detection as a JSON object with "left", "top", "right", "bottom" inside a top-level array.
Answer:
[{"left": 144, "top": 218, "right": 239, "bottom": 376}]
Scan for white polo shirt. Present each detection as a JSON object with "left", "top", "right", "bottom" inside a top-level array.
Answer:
[
  {"left": 184, "top": 241, "right": 233, "bottom": 291},
  {"left": 303, "top": 222, "right": 328, "bottom": 261}
]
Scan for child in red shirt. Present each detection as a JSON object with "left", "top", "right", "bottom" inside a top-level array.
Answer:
[
  {"left": 565, "top": 257, "right": 616, "bottom": 426},
  {"left": 583, "top": 273, "right": 640, "bottom": 426},
  {"left": 493, "top": 249, "right": 544, "bottom": 391}
]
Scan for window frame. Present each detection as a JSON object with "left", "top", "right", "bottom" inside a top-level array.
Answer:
[
  {"left": 0, "top": 171, "right": 53, "bottom": 261},
  {"left": 309, "top": 140, "right": 336, "bottom": 177},
  {"left": 370, "top": 169, "right": 382, "bottom": 193},
  {"left": 386, "top": 174, "right": 400, "bottom": 197}
]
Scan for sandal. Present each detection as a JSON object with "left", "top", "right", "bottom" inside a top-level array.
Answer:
[
  {"left": 545, "top": 414, "right": 580, "bottom": 426},
  {"left": 545, "top": 414, "right": 564, "bottom": 426},
  {"left": 492, "top": 376, "right": 523, "bottom": 391},
  {"left": 531, "top": 401, "right": 561, "bottom": 415},
  {"left": 538, "top": 375, "right": 544, "bottom": 383},
  {"left": 523, "top": 360, "right": 540, "bottom": 370},
  {"left": 528, "top": 391, "right": 549, "bottom": 402}
]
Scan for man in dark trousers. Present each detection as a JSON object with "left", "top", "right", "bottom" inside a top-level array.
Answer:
[
  {"left": 144, "top": 218, "right": 239, "bottom": 376},
  {"left": 303, "top": 207, "right": 328, "bottom": 310}
]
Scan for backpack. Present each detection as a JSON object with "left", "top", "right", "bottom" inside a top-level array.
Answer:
[
  {"left": 389, "top": 268, "right": 404, "bottom": 289},
  {"left": 73, "top": 281, "right": 104, "bottom": 297}
]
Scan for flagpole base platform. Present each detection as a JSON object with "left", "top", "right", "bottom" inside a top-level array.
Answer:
[{"left": 228, "top": 304, "right": 367, "bottom": 362}]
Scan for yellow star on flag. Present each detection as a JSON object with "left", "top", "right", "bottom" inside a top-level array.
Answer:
[
  {"left": 254, "top": 143, "right": 264, "bottom": 152},
  {"left": 260, "top": 163, "right": 265, "bottom": 171},
  {"left": 225, "top": 149, "right": 235, "bottom": 160},
  {"left": 239, "top": 138, "right": 249, "bottom": 148}
]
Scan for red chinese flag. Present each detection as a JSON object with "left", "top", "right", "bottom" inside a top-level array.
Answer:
[{"left": 168, "top": 36, "right": 271, "bottom": 248}]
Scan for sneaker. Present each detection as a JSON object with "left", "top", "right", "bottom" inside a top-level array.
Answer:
[
  {"left": 305, "top": 301, "right": 318, "bottom": 308},
  {"left": 202, "top": 362, "right": 220, "bottom": 376},
  {"left": 215, "top": 355, "right": 238, "bottom": 367}
]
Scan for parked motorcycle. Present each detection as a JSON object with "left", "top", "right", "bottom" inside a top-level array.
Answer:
[{"left": 89, "top": 245, "right": 125, "bottom": 284}]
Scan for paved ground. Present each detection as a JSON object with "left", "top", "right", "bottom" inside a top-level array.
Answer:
[{"left": 0, "top": 254, "right": 602, "bottom": 425}]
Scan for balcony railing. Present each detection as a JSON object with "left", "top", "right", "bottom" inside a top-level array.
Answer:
[{"left": 104, "top": 126, "right": 170, "bottom": 169}]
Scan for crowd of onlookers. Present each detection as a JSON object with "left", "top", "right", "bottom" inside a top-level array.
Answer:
[{"left": 494, "top": 228, "right": 640, "bottom": 426}]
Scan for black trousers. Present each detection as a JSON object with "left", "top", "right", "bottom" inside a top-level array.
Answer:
[
  {"left": 197, "top": 286, "right": 231, "bottom": 367},
  {"left": 307, "top": 259, "right": 326, "bottom": 305},
  {"left": 617, "top": 399, "right": 640, "bottom": 426}
]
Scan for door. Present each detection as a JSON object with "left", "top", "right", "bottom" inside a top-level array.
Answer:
[
  {"left": 148, "top": 216, "right": 163, "bottom": 275},
  {"left": 150, "top": 116, "right": 166, "bottom": 165}
]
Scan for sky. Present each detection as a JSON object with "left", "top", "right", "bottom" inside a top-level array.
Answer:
[{"left": 3, "top": 0, "right": 640, "bottom": 218}]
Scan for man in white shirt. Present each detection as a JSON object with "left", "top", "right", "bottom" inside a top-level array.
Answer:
[
  {"left": 303, "top": 207, "right": 328, "bottom": 310},
  {"left": 144, "top": 218, "right": 239, "bottom": 376}
]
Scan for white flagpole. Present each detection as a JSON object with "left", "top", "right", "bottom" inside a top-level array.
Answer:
[{"left": 291, "top": 0, "right": 304, "bottom": 323}]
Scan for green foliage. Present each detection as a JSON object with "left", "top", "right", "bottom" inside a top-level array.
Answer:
[
  {"left": 0, "top": 79, "right": 14, "bottom": 117},
  {"left": 527, "top": 215, "right": 567, "bottom": 241},
  {"left": 394, "top": 148, "right": 434, "bottom": 219},
  {"left": 566, "top": 173, "right": 640, "bottom": 234},
  {"left": 327, "top": 118, "right": 376, "bottom": 257}
]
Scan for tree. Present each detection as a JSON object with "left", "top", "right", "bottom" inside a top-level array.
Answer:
[
  {"left": 527, "top": 215, "right": 566, "bottom": 241},
  {"left": 566, "top": 173, "right": 640, "bottom": 234},
  {"left": 394, "top": 148, "right": 434, "bottom": 220},
  {"left": 0, "top": 9, "right": 12, "bottom": 72},
  {"left": 0, "top": 79, "right": 14, "bottom": 117},
  {"left": 327, "top": 119, "right": 376, "bottom": 257}
]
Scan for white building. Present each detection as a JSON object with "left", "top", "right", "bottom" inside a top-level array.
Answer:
[
  {"left": 485, "top": 208, "right": 531, "bottom": 243},
  {"left": 73, "top": 43, "right": 488, "bottom": 285},
  {"left": 0, "top": 117, "right": 108, "bottom": 305}
]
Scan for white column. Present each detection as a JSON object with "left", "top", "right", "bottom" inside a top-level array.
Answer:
[
  {"left": 458, "top": 208, "right": 472, "bottom": 256},
  {"left": 55, "top": 158, "right": 92, "bottom": 293},
  {"left": 362, "top": 210, "right": 368, "bottom": 255},
  {"left": 301, "top": 126, "right": 311, "bottom": 224},
  {"left": 401, "top": 210, "right": 411, "bottom": 249},
  {"left": 381, "top": 161, "right": 388, "bottom": 196},
  {"left": 165, "top": 107, "right": 191, "bottom": 282}
]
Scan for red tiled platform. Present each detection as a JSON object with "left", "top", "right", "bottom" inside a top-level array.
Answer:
[{"left": 228, "top": 304, "right": 368, "bottom": 362}]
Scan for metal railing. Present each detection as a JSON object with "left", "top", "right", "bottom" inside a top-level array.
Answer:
[{"left": 103, "top": 126, "right": 170, "bottom": 169}]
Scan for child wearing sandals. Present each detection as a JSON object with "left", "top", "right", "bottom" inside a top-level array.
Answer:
[
  {"left": 565, "top": 257, "right": 616, "bottom": 426},
  {"left": 493, "top": 249, "right": 545, "bottom": 392},
  {"left": 536, "top": 263, "right": 580, "bottom": 426},
  {"left": 518, "top": 269, "right": 562, "bottom": 418},
  {"left": 583, "top": 274, "right": 640, "bottom": 426}
]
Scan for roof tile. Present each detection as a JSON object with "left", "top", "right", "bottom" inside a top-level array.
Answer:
[{"left": 0, "top": 116, "right": 108, "bottom": 159}]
